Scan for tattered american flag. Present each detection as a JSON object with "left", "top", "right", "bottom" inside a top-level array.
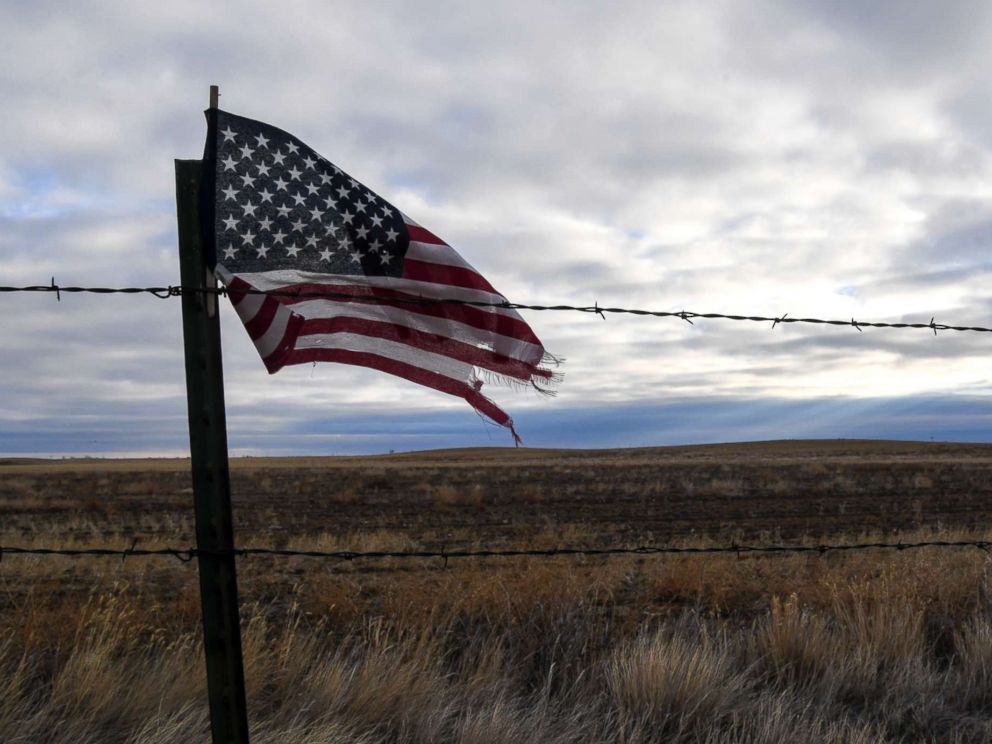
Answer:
[{"left": 202, "top": 109, "right": 559, "bottom": 443}]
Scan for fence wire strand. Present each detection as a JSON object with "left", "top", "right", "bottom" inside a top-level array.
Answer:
[
  {"left": 1, "top": 281, "right": 990, "bottom": 334},
  {"left": 3, "top": 282, "right": 991, "bottom": 566},
  {"left": 2, "top": 539, "right": 991, "bottom": 565}
]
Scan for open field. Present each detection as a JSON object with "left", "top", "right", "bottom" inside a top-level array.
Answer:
[
  {"left": 6, "top": 439, "right": 992, "bottom": 546},
  {"left": 3, "top": 440, "right": 992, "bottom": 742}
]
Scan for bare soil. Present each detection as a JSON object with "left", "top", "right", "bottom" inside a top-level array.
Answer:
[{"left": 4, "top": 439, "right": 991, "bottom": 547}]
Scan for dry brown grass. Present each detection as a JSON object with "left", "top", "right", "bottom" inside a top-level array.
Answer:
[
  {"left": 5, "top": 563, "right": 992, "bottom": 743},
  {"left": 4, "top": 442, "right": 992, "bottom": 741},
  {"left": 4, "top": 525, "right": 992, "bottom": 742}
]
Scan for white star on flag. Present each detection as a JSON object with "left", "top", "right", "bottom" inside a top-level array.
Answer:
[{"left": 204, "top": 108, "right": 560, "bottom": 443}]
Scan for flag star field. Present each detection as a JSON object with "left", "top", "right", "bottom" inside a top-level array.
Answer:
[
  {"left": 213, "top": 112, "right": 409, "bottom": 278},
  {"left": 207, "top": 110, "right": 558, "bottom": 443}
]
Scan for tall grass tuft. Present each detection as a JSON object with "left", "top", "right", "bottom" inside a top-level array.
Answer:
[{"left": 5, "top": 575, "right": 992, "bottom": 742}]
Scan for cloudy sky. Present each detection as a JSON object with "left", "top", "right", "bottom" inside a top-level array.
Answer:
[{"left": 2, "top": 0, "right": 991, "bottom": 456}]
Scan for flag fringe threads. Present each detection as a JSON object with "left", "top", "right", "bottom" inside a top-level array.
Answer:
[
  {"left": 220, "top": 267, "right": 559, "bottom": 444},
  {"left": 223, "top": 266, "right": 560, "bottom": 434},
  {"left": 205, "top": 109, "right": 557, "bottom": 446},
  {"left": 476, "top": 367, "right": 564, "bottom": 397},
  {"left": 478, "top": 351, "right": 565, "bottom": 395}
]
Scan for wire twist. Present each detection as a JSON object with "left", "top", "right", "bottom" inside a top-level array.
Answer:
[
  {"left": 2, "top": 539, "right": 990, "bottom": 564},
  {"left": 2, "top": 282, "right": 990, "bottom": 333}
]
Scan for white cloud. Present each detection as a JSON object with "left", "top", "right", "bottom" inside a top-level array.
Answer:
[{"left": 2, "top": 0, "right": 991, "bottom": 453}]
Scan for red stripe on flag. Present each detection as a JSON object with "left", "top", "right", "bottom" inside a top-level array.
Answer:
[
  {"left": 259, "top": 310, "right": 305, "bottom": 374},
  {"left": 226, "top": 276, "right": 252, "bottom": 304},
  {"left": 244, "top": 296, "right": 279, "bottom": 339},
  {"left": 298, "top": 316, "right": 552, "bottom": 381},
  {"left": 405, "top": 224, "right": 446, "bottom": 245},
  {"left": 402, "top": 258, "right": 499, "bottom": 295},
  {"left": 270, "top": 282, "right": 542, "bottom": 347},
  {"left": 284, "top": 347, "right": 514, "bottom": 429}
]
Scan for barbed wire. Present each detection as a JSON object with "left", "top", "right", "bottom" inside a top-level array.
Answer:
[
  {"left": 1, "top": 280, "right": 989, "bottom": 334},
  {"left": 2, "top": 539, "right": 990, "bottom": 565}
]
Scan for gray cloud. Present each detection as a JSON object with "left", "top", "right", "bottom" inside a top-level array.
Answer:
[
  {"left": 2, "top": 0, "right": 991, "bottom": 454},
  {"left": 788, "top": 0, "right": 991, "bottom": 74}
]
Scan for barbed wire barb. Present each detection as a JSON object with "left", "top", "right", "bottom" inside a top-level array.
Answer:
[
  {"left": 2, "top": 539, "right": 992, "bottom": 563},
  {"left": 122, "top": 537, "right": 139, "bottom": 564},
  {"left": 3, "top": 282, "right": 991, "bottom": 335}
]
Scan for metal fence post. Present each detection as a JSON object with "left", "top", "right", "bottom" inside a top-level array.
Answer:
[{"left": 175, "top": 156, "right": 251, "bottom": 744}]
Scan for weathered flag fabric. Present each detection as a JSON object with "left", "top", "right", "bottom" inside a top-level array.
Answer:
[{"left": 201, "top": 109, "right": 559, "bottom": 443}]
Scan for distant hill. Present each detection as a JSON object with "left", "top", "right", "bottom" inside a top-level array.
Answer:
[{"left": 3, "top": 439, "right": 990, "bottom": 474}]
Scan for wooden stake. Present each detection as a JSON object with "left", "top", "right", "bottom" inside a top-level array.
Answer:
[{"left": 175, "top": 85, "right": 251, "bottom": 743}]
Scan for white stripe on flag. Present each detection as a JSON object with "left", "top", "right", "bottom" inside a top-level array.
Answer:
[
  {"left": 288, "top": 298, "right": 544, "bottom": 363},
  {"left": 254, "top": 303, "right": 294, "bottom": 359},
  {"left": 295, "top": 331, "right": 477, "bottom": 383},
  {"left": 406, "top": 241, "right": 482, "bottom": 271},
  {"left": 232, "top": 290, "right": 266, "bottom": 324},
  {"left": 234, "top": 268, "right": 514, "bottom": 311}
]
